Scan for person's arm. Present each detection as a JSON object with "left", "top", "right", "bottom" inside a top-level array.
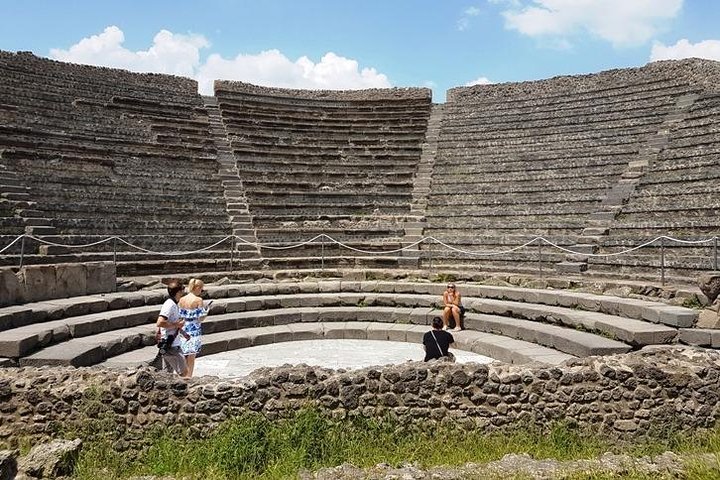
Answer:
[
  {"left": 453, "top": 293, "right": 462, "bottom": 306},
  {"left": 157, "top": 315, "right": 183, "bottom": 329}
]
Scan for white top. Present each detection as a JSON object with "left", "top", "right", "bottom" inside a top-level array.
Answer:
[{"left": 158, "top": 298, "right": 182, "bottom": 348}]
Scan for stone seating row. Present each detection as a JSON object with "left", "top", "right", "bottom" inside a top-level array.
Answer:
[
  {"left": 1, "top": 140, "right": 217, "bottom": 165},
  {"left": 220, "top": 109, "right": 432, "bottom": 124},
  {"left": 243, "top": 178, "right": 414, "bottom": 191},
  {"left": 1, "top": 280, "right": 695, "bottom": 367},
  {"left": 234, "top": 130, "right": 424, "bottom": 143},
  {"left": 234, "top": 158, "right": 418, "bottom": 173},
  {"left": 429, "top": 166, "right": 623, "bottom": 182},
  {"left": 422, "top": 225, "right": 585, "bottom": 238},
  {"left": 441, "top": 110, "right": 667, "bottom": 135},
  {"left": 0, "top": 279, "right": 694, "bottom": 339},
  {"left": 223, "top": 121, "right": 428, "bottom": 136},
  {"left": 445, "top": 60, "right": 705, "bottom": 104},
  {"left": 0, "top": 51, "right": 198, "bottom": 96},
  {"left": 215, "top": 91, "right": 430, "bottom": 110},
  {"left": 103, "top": 322, "right": 575, "bottom": 370},
  {"left": 445, "top": 76, "right": 695, "bottom": 108},
  {"left": 442, "top": 91, "right": 686, "bottom": 120},
  {"left": 427, "top": 190, "right": 607, "bottom": 206},
  {"left": 0, "top": 301, "right": 631, "bottom": 366},
  {"left": 436, "top": 137, "right": 646, "bottom": 157},
  {"left": 436, "top": 127, "right": 661, "bottom": 151},
  {"left": 230, "top": 145, "right": 422, "bottom": 159}
]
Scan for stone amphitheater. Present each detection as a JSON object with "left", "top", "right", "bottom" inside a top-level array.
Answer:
[{"left": 1, "top": 50, "right": 720, "bottom": 455}]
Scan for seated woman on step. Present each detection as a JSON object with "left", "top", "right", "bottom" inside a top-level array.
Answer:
[
  {"left": 179, "top": 278, "right": 211, "bottom": 378},
  {"left": 442, "top": 283, "right": 464, "bottom": 331}
]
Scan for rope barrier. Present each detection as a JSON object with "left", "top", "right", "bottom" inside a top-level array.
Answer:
[
  {"left": 0, "top": 233, "right": 718, "bottom": 259},
  {"left": 0, "top": 235, "right": 24, "bottom": 254}
]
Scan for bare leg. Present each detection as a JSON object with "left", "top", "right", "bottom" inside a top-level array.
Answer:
[
  {"left": 184, "top": 354, "right": 196, "bottom": 378},
  {"left": 443, "top": 307, "right": 451, "bottom": 328},
  {"left": 452, "top": 306, "right": 461, "bottom": 329}
]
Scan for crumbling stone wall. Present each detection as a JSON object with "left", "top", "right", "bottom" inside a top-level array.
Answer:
[{"left": 0, "top": 347, "right": 718, "bottom": 449}]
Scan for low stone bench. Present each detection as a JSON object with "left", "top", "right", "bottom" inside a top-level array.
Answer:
[
  {"left": 103, "top": 321, "right": 574, "bottom": 371},
  {"left": 0, "top": 279, "right": 699, "bottom": 365},
  {"left": 0, "top": 305, "right": 158, "bottom": 358}
]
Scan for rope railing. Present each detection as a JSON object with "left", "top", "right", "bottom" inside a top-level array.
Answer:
[{"left": 1, "top": 233, "right": 718, "bottom": 284}]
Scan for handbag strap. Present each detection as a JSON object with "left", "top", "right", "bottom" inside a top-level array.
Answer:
[{"left": 430, "top": 330, "right": 444, "bottom": 356}]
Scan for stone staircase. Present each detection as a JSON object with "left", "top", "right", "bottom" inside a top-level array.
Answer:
[
  {"left": 556, "top": 93, "right": 700, "bottom": 274},
  {"left": 202, "top": 96, "right": 261, "bottom": 261},
  {"left": 402, "top": 103, "right": 445, "bottom": 264},
  {"left": 0, "top": 162, "right": 56, "bottom": 249}
]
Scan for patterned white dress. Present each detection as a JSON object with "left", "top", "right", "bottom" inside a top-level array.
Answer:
[{"left": 179, "top": 306, "right": 208, "bottom": 355}]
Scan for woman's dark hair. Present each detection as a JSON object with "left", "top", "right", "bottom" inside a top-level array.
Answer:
[
  {"left": 167, "top": 280, "right": 184, "bottom": 298},
  {"left": 431, "top": 316, "right": 443, "bottom": 329}
]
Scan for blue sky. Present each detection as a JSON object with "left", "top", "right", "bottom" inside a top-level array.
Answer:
[{"left": 1, "top": 0, "right": 719, "bottom": 101}]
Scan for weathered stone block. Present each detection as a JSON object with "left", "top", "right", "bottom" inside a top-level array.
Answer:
[
  {"left": 0, "top": 269, "right": 23, "bottom": 307},
  {"left": 85, "top": 262, "right": 116, "bottom": 295},
  {"left": 19, "top": 265, "right": 57, "bottom": 303},
  {"left": 55, "top": 263, "right": 87, "bottom": 298}
]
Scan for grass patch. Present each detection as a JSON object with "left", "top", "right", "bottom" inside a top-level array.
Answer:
[{"left": 71, "top": 409, "right": 720, "bottom": 480}]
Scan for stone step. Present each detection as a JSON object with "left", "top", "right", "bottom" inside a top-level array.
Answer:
[
  {"left": 567, "top": 244, "right": 596, "bottom": 254},
  {"left": 104, "top": 321, "right": 575, "bottom": 369},
  {"left": 555, "top": 261, "right": 588, "bottom": 273},
  {"left": 24, "top": 225, "right": 56, "bottom": 235},
  {"left": 589, "top": 211, "right": 617, "bottom": 221},
  {"left": 0, "top": 184, "right": 28, "bottom": 193},
  {"left": 582, "top": 227, "right": 609, "bottom": 236},
  {"left": 0, "top": 304, "right": 159, "bottom": 358},
  {"left": 1, "top": 192, "right": 29, "bottom": 201},
  {"left": 15, "top": 209, "right": 45, "bottom": 218}
]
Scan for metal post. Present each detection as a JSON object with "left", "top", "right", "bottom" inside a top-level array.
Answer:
[
  {"left": 714, "top": 236, "right": 718, "bottom": 271},
  {"left": 19, "top": 234, "right": 25, "bottom": 268},
  {"left": 321, "top": 235, "right": 325, "bottom": 271},
  {"left": 660, "top": 237, "right": 665, "bottom": 286},
  {"left": 229, "top": 237, "right": 235, "bottom": 273},
  {"left": 538, "top": 242, "right": 543, "bottom": 277},
  {"left": 112, "top": 237, "right": 117, "bottom": 268}
]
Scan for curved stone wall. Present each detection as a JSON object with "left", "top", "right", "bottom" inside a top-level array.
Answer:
[{"left": 1, "top": 346, "right": 718, "bottom": 448}]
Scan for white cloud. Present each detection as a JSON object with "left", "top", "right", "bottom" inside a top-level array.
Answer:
[
  {"left": 465, "top": 76, "right": 493, "bottom": 86},
  {"left": 49, "top": 26, "right": 391, "bottom": 95},
  {"left": 496, "top": 0, "right": 683, "bottom": 47},
  {"left": 50, "top": 26, "right": 209, "bottom": 78},
  {"left": 197, "top": 50, "right": 390, "bottom": 94},
  {"left": 650, "top": 38, "right": 720, "bottom": 62},
  {"left": 458, "top": 5, "right": 482, "bottom": 31}
]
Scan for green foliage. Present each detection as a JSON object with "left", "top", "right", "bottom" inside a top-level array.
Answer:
[
  {"left": 71, "top": 410, "right": 720, "bottom": 480},
  {"left": 681, "top": 295, "right": 704, "bottom": 309},
  {"left": 432, "top": 272, "right": 457, "bottom": 283}
]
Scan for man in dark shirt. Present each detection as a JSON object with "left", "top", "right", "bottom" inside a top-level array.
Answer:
[{"left": 423, "top": 316, "right": 455, "bottom": 361}]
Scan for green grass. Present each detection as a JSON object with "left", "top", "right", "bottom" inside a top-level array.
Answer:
[{"left": 71, "top": 409, "right": 720, "bottom": 480}]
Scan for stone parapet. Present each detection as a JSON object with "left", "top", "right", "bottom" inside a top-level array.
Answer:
[{"left": 0, "top": 262, "right": 115, "bottom": 307}]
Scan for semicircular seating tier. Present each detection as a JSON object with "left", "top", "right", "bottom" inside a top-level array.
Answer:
[
  {"left": 423, "top": 59, "right": 720, "bottom": 283},
  {"left": 213, "top": 81, "right": 432, "bottom": 270},
  {"left": 0, "top": 279, "right": 704, "bottom": 370},
  {"left": 0, "top": 51, "right": 242, "bottom": 275},
  {"left": 590, "top": 91, "right": 720, "bottom": 280}
]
